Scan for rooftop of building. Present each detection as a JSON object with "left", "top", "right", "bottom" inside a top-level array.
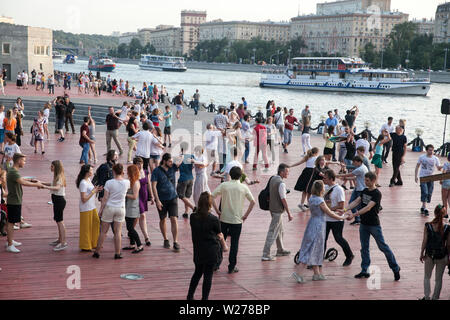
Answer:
[
  {"left": 200, "top": 20, "right": 290, "bottom": 27},
  {"left": 437, "top": 2, "right": 450, "bottom": 12}
]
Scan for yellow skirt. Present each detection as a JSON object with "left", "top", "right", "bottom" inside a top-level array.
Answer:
[{"left": 79, "top": 208, "right": 100, "bottom": 250}]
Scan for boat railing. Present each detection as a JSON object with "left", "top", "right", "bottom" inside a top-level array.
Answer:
[{"left": 262, "top": 66, "right": 288, "bottom": 74}]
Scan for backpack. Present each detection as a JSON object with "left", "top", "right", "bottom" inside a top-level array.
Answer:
[
  {"left": 258, "top": 177, "right": 274, "bottom": 211},
  {"left": 425, "top": 223, "right": 449, "bottom": 260}
]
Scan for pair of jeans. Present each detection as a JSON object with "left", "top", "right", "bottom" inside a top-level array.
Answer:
[
  {"left": 187, "top": 263, "right": 215, "bottom": 300},
  {"left": 325, "top": 221, "right": 353, "bottom": 259},
  {"left": 349, "top": 190, "right": 362, "bottom": 223},
  {"left": 80, "top": 142, "right": 90, "bottom": 165},
  {"left": 48, "top": 84, "right": 54, "bottom": 94},
  {"left": 125, "top": 217, "right": 141, "bottom": 247},
  {"left": 219, "top": 222, "right": 242, "bottom": 271},
  {"left": 193, "top": 101, "right": 199, "bottom": 115},
  {"left": 420, "top": 182, "right": 434, "bottom": 203},
  {"left": 359, "top": 224, "right": 400, "bottom": 273},
  {"left": 244, "top": 140, "right": 250, "bottom": 162}
]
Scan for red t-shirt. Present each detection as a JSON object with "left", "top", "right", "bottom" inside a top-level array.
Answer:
[
  {"left": 79, "top": 123, "right": 90, "bottom": 144},
  {"left": 285, "top": 115, "right": 298, "bottom": 131}
]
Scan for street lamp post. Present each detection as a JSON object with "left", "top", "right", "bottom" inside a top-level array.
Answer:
[
  {"left": 200, "top": 48, "right": 203, "bottom": 62},
  {"left": 276, "top": 50, "right": 283, "bottom": 65},
  {"left": 444, "top": 48, "right": 449, "bottom": 71},
  {"left": 252, "top": 48, "right": 256, "bottom": 65},
  {"left": 287, "top": 47, "right": 292, "bottom": 66},
  {"left": 380, "top": 47, "right": 384, "bottom": 69},
  {"left": 405, "top": 49, "right": 410, "bottom": 69}
]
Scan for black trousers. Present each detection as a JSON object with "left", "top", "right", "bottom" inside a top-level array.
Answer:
[
  {"left": 324, "top": 221, "right": 353, "bottom": 259},
  {"left": 382, "top": 140, "right": 393, "bottom": 162},
  {"left": 187, "top": 263, "right": 215, "bottom": 300},
  {"left": 219, "top": 222, "right": 242, "bottom": 271},
  {"left": 125, "top": 217, "right": 141, "bottom": 247},
  {"left": 390, "top": 152, "right": 403, "bottom": 184},
  {"left": 65, "top": 114, "right": 75, "bottom": 133}
]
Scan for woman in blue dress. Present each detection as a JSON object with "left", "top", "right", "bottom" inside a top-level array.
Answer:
[{"left": 292, "top": 180, "right": 347, "bottom": 283}]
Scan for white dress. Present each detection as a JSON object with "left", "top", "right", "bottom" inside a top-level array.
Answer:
[{"left": 193, "top": 155, "right": 210, "bottom": 206}]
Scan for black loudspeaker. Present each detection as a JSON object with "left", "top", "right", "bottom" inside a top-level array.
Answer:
[{"left": 442, "top": 99, "right": 450, "bottom": 115}]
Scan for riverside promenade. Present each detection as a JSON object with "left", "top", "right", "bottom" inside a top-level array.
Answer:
[{"left": 0, "top": 91, "right": 448, "bottom": 301}]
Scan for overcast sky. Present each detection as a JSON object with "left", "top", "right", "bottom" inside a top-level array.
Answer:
[{"left": 1, "top": 0, "right": 445, "bottom": 35}]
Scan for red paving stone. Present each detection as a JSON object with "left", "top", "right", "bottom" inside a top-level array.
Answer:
[{"left": 0, "top": 126, "right": 449, "bottom": 300}]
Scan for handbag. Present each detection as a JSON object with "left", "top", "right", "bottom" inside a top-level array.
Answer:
[{"left": 29, "top": 133, "right": 35, "bottom": 147}]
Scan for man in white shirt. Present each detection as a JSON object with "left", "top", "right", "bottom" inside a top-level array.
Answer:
[
  {"left": 415, "top": 144, "right": 442, "bottom": 216},
  {"left": 262, "top": 164, "right": 293, "bottom": 261},
  {"left": 149, "top": 100, "right": 159, "bottom": 114},
  {"left": 355, "top": 131, "right": 371, "bottom": 158},
  {"left": 132, "top": 122, "right": 152, "bottom": 171},
  {"left": 323, "top": 169, "right": 354, "bottom": 266},
  {"left": 22, "top": 71, "right": 28, "bottom": 90},
  {"left": 380, "top": 117, "right": 394, "bottom": 164},
  {"left": 205, "top": 124, "right": 222, "bottom": 175}
]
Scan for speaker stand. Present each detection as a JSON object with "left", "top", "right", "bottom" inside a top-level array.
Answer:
[{"left": 436, "top": 114, "right": 449, "bottom": 157}]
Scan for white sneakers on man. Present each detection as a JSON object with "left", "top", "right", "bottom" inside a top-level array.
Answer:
[
  {"left": 5, "top": 240, "right": 21, "bottom": 247},
  {"left": 6, "top": 245, "right": 20, "bottom": 253}
]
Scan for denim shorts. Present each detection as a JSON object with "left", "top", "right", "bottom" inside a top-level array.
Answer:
[
  {"left": 0, "top": 129, "right": 5, "bottom": 143},
  {"left": 443, "top": 180, "right": 450, "bottom": 190},
  {"left": 283, "top": 129, "right": 293, "bottom": 145}
]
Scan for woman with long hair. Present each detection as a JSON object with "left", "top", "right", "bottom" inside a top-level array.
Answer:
[
  {"left": 192, "top": 146, "right": 210, "bottom": 206},
  {"left": 14, "top": 97, "right": 25, "bottom": 117},
  {"left": 76, "top": 165, "right": 102, "bottom": 251},
  {"left": 305, "top": 156, "right": 330, "bottom": 197},
  {"left": 323, "top": 125, "right": 335, "bottom": 162},
  {"left": 87, "top": 106, "right": 97, "bottom": 164},
  {"left": 3, "top": 109, "right": 16, "bottom": 136},
  {"left": 151, "top": 108, "right": 163, "bottom": 127},
  {"left": 150, "top": 127, "right": 164, "bottom": 172},
  {"left": 187, "top": 192, "right": 228, "bottom": 300},
  {"left": 123, "top": 164, "right": 144, "bottom": 254},
  {"left": 133, "top": 157, "right": 152, "bottom": 246},
  {"left": 292, "top": 181, "right": 346, "bottom": 283},
  {"left": 265, "top": 116, "right": 277, "bottom": 163},
  {"left": 42, "top": 160, "right": 68, "bottom": 251},
  {"left": 13, "top": 107, "right": 23, "bottom": 147},
  {"left": 126, "top": 111, "right": 139, "bottom": 164},
  {"left": 291, "top": 147, "right": 320, "bottom": 211},
  {"left": 371, "top": 130, "right": 391, "bottom": 187},
  {"left": 420, "top": 205, "right": 450, "bottom": 300},
  {"left": 301, "top": 116, "right": 312, "bottom": 155},
  {"left": 42, "top": 102, "right": 51, "bottom": 139},
  {"left": 32, "top": 110, "right": 46, "bottom": 154}
]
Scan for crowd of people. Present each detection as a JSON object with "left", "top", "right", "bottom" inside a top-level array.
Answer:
[{"left": 0, "top": 91, "right": 449, "bottom": 301}]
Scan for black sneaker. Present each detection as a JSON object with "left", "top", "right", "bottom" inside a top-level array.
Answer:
[
  {"left": 349, "top": 186, "right": 355, "bottom": 190},
  {"left": 228, "top": 267, "right": 239, "bottom": 274},
  {"left": 355, "top": 272, "right": 370, "bottom": 279},
  {"left": 168, "top": 144, "right": 172, "bottom": 148},
  {"left": 163, "top": 239, "right": 170, "bottom": 248},
  {"left": 395, "top": 182, "right": 403, "bottom": 186},
  {"left": 394, "top": 268, "right": 401, "bottom": 281},
  {"left": 420, "top": 207, "right": 425, "bottom": 214},
  {"left": 173, "top": 242, "right": 180, "bottom": 251},
  {"left": 343, "top": 255, "right": 354, "bottom": 267},
  {"left": 284, "top": 149, "right": 288, "bottom": 153},
  {"left": 389, "top": 183, "right": 394, "bottom": 188},
  {"left": 163, "top": 143, "right": 166, "bottom": 147},
  {"left": 182, "top": 213, "right": 189, "bottom": 219},
  {"left": 424, "top": 209, "right": 429, "bottom": 217},
  {"left": 341, "top": 184, "right": 348, "bottom": 191},
  {"left": 350, "top": 221, "right": 360, "bottom": 226}
]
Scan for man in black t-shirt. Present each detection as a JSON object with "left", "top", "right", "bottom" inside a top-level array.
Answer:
[
  {"left": 64, "top": 97, "right": 76, "bottom": 134},
  {"left": 389, "top": 126, "right": 407, "bottom": 187},
  {"left": 344, "top": 172, "right": 401, "bottom": 281}
]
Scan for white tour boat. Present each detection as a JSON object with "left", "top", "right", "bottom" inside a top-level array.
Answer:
[
  {"left": 259, "top": 57, "right": 431, "bottom": 96},
  {"left": 139, "top": 55, "right": 187, "bottom": 72}
]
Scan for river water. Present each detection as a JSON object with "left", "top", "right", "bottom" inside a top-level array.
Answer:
[{"left": 54, "top": 60, "right": 450, "bottom": 147}]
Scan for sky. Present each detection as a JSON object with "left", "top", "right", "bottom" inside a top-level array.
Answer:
[{"left": 0, "top": 0, "right": 446, "bottom": 35}]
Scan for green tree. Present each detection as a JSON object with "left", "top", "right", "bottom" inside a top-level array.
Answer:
[{"left": 129, "top": 38, "right": 143, "bottom": 59}]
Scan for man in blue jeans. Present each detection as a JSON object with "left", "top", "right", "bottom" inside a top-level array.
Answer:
[
  {"left": 337, "top": 156, "right": 368, "bottom": 225},
  {"left": 343, "top": 171, "right": 401, "bottom": 281},
  {"left": 79, "top": 117, "right": 93, "bottom": 165}
]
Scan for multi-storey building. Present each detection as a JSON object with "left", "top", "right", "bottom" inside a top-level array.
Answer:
[
  {"left": 199, "top": 20, "right": 290, "bottom": 42},
  {"left": 118, "top": 32, "right": 138, "bottom": 45},
  {"left": 434, "top": 2, "right": 450, "bottom": 44},
  {"left": 290, "top": 0, "right": 408, "bottom": 57},
  {"left": 0, "top": 23, "right": 53, "bottom": 81},
  {"left": 411, "top": 18, "right": 434, "bottom": 36},
  {"left": 137, "top": 28, "right": 154, "bottom": 45},
  {"left": 180, "top": 10, "right": 207, "bottom": 56},
  {"left": 0, "top": 16, "right": 14, "bottom": 24},
  {"left": 149, "top": 25, "right": 182, "bottom": 55}
]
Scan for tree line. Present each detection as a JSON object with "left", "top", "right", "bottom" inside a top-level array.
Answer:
[
  {"left": 107, "top": 38, "right": 157, "bottom": 59},
  {"left": 361, "top": 22, "right": 450, "bottom": 70}
]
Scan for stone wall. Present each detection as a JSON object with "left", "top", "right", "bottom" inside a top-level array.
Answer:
[
  {"left": 0, "top": 23, "right": 28, "bottom": 80},
  {"left": 27, "top": 26, "right": 53, "bottom": 76}
]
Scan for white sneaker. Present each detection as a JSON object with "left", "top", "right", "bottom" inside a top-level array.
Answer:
[
  {"left": 261, "top": 256, "right": 276, "bottom": 261},
  {"left": 20, "top": 222, "right": 32, "bottom": 228},
  {"left": 5, "top": 240, "right": 21, "bottom": 247},
  {"left": 13, "top": 225, "right": 19, "bottom": 230},
  {"left": 6, "top": 245, "right": 20, "bottom": 253},
  {"left": 291, "top": 272, "right": 306, "bottom": 283},
  {"left": 53, "top": 243, "right": 68, "bottom": 251},
  {"left": 297, "top": 204, "right": 305, "bottom": 212}
]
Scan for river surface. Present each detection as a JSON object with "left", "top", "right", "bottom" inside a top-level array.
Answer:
[{"left": 54, "top": 60, "right": 450, "bottom": 147}]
